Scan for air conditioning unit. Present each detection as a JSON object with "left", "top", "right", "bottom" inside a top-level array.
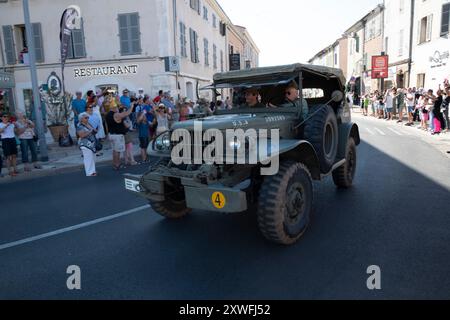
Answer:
[{"left": 165, "top": 56, "right": 180, "bottom": 72}]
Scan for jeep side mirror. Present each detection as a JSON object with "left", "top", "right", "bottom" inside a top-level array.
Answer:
[{"left": 331, "top": 90, "right": 344, "bottom": 102}]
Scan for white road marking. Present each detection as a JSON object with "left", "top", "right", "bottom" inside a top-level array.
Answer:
[
  {"left": 365, "top": 128, "right": 375, "bottom": 135},
  {"left": 399, "top": 129, "right": 412, "bottom": 136},
  {"left": 388, "top": 128, "right": 403, "bottom": 136},
  {"left": 374, "top": 128, "right": 386, "bottom": 136},
  {"left": 0, "top": 205, "right": 151, "bottom": 251}
]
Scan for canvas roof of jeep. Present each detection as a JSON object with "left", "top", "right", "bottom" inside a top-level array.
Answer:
[{"left": 206, "top": 63, "right": 346, "bottom": 90}]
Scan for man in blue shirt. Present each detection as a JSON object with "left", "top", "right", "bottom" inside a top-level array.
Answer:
[
  {"left": 72, "top": 91, "right": 86, "bottom": 127},
  {"left": 120, "top": 89, "right": 131, "bottom": 110}
]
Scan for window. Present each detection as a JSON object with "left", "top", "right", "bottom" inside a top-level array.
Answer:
[
  {"left": 189, "top": 28, "right": 199, "bottom": 63},
  {"left": 303, "top": 88, "right": 324, "bottom": 99},
  {"left": 190, "top": 0, "right": 201, "bottom": 15},
  {"left": 68, "top": 18, "right": 86, "bottom": 59},
  {"left": 212, "top": 14, "right": 217, "bottom": 28},
  {"left": 220, "top": 50, "right": 224, "bottom": 72},
  {"left": 213, "top": 44, "right": 217, "bottom": 69},
  {"left": 203, "top": 6, "right": 208, "bottom": 21},
  {"left": 417, "top": 73, "right": 426, "bottom": 88},
  {"left": 355, "top": 35, "right": 360, "bottom": 53},
  {"left": 399, "top": 0, "right": 405, "bottom": 13},
  {"left": 418, "top": 15, "right": 433, "bottom": 44},
  {"left": 441, "top": 3, "right": 450, "bottom": 36},
  {"left": 179, "top": 22, "right": 187, "bottom": 57},
  {"left": 385, "top": 37, "right": 389, "bottom": 53},
  {"left": 398, "top": 29, "right": 404, "bottom": 57},
  {"left": 204, "top": 38, "right": 209, "bottom": 66},
  {"left": 118, "top": 13, "right": 141, "bottom": 56}
]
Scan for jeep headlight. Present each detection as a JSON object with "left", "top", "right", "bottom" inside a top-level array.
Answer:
[{"left": 154, "top": 132, "right": 171, "bottom": 151}]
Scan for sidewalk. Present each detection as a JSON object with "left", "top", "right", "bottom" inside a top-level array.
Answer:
[
  {"left": 351, "top": 108, "right": 450, "bottom": 158},
  {"left": 0, "top": 133, "right": 142, "bottom": 184}
]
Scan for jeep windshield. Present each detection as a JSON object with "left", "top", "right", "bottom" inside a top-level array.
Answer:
[{"left": 201, "top": 63, "right": 346, "bottom": 114}]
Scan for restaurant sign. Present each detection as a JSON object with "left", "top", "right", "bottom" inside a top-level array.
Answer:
[
  {"left": 74, "top": 64, "right": 138, "bottom": 78},
  {"left": 429, "top": 51, "right": 449, "bottom": 69}
]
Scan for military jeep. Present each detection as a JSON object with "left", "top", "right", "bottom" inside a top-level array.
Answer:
[{"left": 125, "top": 63, "right": 360, "bottom": 245}]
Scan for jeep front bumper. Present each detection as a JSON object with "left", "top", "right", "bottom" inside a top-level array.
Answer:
[{"left": 124, "top": 173, "right": 248, "bottom": 213}]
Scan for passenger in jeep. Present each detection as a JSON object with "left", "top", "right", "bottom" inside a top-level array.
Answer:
[{"left": 282, "top": 82, "right": 309, "bottom": 120}]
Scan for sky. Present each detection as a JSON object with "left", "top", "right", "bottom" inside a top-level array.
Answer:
[{"left": 218, "top": 0, "right": 382, "bottom": 66}]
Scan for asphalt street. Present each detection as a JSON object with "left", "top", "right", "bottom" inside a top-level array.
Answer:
[{"left": 1, "top": 115, "right": 450, "bottom": 299}]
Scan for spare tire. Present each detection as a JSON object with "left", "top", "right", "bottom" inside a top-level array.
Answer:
[{"left": 304, "top": 105, "right": 338, "bottom": 173}]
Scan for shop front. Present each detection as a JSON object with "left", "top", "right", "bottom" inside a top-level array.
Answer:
[
  {"left": 412, "top": 38, "right": 450, "bottom": 90},
  {"left": 0, "top": 71, "right": 16, "bottom": 114}
]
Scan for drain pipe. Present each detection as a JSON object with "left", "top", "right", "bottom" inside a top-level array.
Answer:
[{"left": 407, "top": 0, "right": 415, "bottom": 88}]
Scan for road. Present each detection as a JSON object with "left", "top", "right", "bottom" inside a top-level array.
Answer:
[{"left": 1, "top": 114, "right": 450, "bottom": 300}]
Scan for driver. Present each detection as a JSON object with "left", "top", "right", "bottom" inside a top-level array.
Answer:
[{"left": 243, "top": 88, "right": 266, "bottom": 109}]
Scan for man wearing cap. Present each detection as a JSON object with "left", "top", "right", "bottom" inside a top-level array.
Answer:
[
  {"left": 120, "top": 89, "right": 132, "bottom": 110},
  {"left": 243, "top": 88, "right": 265, "bottom": 109},
  {"left": 72, "top": 91, "right": 86, "bottom": 128}
]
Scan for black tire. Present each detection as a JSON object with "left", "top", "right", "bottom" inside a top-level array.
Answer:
[
  {"left": 149, "top": 183, "right": 191, "bottom": 219},
  {"left": 257, "top": 161, "right": 313, "bottom": 245},
  {"left": 332, "top": 138, "right": 357, "bottom": 188},
  {"left": 304, "top": 105, "right": 338, "bottom": 173}
]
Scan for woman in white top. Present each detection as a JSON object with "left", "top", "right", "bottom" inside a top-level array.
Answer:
[
  {"left": 154, "top": 104, "right": 170, "bottom": 135},
  {"left": 405, "top": 89, "right": 416, "bottom": 126},
  {"left": 0, "top": 113, "right": 18, "bottom": 176}
]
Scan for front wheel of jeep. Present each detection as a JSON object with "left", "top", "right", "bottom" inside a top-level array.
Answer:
[
  {"left": 149, "top": 182, "right": 191, "bottom": 219},
  {"left": 257, "top": 161, "right": 313, "bottom": 245}
]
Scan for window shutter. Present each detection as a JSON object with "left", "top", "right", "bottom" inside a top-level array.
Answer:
[
  {"left": 2, "top": 25, "right": 16, "bottom": 65},
  {"left": 194, "top": 31, "right": 199, "bottom": 63},
  {"left": 204, "top": 38, "right": 209, "bottom": 66},
  {"left": 426, "top": 14, "right": 433, "bottom": 42},
  {"left": 67, "top": 34, "right": 74, "bottom": 59},
  {"left": 72, "top": 18, "right": 86, "bottom": 58},
  {"left": 417, "top": 20, "right": 421, "bottom": 44},
  {"left": 118, "top": 14, "right": 130, "bottom": 55},
  {"left": 180, "top": 22, "right": 186, "bottom": 57},
  {"left": 31, "top": 23, "right": 44, "bottom": 63},
  {"left": 189, "top": 28, "right": 195, "bottom": 62},
  {"left": 129, "top": 13, "right": 141, "bottom": 54},
  {"left": 441, "top": 4, "right": 450, "bottom": 36}
]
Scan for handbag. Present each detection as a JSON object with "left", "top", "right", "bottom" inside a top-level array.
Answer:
[{"left": 95, "top": 138, "right": 103, "bottom": 152}]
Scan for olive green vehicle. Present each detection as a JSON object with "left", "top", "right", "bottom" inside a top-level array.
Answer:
[{"left": 125, "top": 63, "right": 360, "bottom": 245}]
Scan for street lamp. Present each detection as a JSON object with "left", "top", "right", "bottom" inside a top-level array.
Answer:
[{"left": 23, "top": 0, "right": 48, "bottom": 162}]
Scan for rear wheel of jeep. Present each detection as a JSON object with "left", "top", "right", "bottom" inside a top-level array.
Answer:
[
  {"left": 304, "top": 105, "right": 338, "bottom": 173},
  {"left": 149, "top": 182, "right": 191, "bottom": 219},
  {"left": 257, "top": 161, "right": 313, "bottom": 245}
]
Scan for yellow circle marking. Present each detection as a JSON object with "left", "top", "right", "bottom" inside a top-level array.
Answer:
[{"left": 211, "top": 192, "right": 226, "bottom": 209}]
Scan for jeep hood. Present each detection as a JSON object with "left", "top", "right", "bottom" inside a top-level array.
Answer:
[{"left": 171, "top": 113, "right": 295, "bottom": 131}]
